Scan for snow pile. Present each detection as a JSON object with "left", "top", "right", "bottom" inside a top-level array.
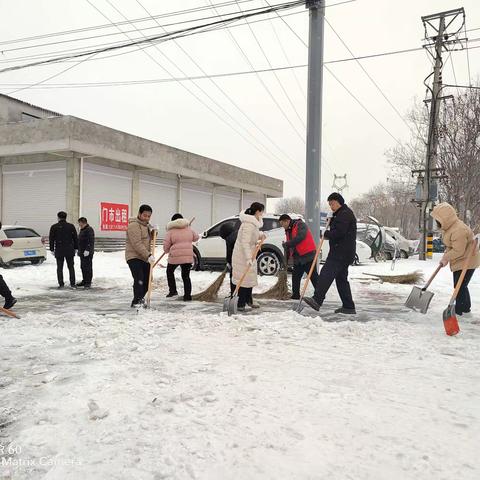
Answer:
[{"left": 0, "top": 253, "right": 479, "bottom": 479}]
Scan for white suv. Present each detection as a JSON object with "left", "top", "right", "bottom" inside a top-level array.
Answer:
[
  {"left": 0, "top": 225, "right": 47, "bottom": 268},
  {"left": 194, "top": 214, "right": 371, "bottom": 275}
]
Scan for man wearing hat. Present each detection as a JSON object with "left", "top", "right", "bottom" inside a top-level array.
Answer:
[{"left": 304, "top": 192, "right": 357, "bottom": 314}]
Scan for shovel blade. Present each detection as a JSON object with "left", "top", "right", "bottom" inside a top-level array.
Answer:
[
  {"left": 405, "top": 286, "right": 434, "bottom": 314},
  {"left": 442, "top": 304, "right": 460, "bottom": 336},
  {"left": 223, "top": 295, "right": 238, "bottom": 316}
]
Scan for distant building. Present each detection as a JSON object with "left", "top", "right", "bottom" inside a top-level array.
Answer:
[{"left": 0, "top": 94, "right": 282, "bottom": 237}]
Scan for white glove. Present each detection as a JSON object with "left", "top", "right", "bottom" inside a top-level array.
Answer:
[
  {"left": 148, "top": 255, "right": 155, "bottom": 264},
  {"left": 83, "top": 251, "right": 90, "bottom": 257},
  {"left": 247, "top": 259, "right": 254, "bottom": 267},
  {"left": 327, "top": 212, "right": 334, "bottom": 219},
  {"left": 152, "top": 224, "right": 160, "bottom": 232}
]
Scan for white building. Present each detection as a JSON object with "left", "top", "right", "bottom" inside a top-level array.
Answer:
[{"left": 0, "top": 94, "right": 282, "bottom": 238}]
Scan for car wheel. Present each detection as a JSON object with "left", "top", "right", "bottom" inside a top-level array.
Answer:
[
  {"left": 257, "top": 251, "right": 280, "bottom": 276},
  {"left": 31, "top": 258, "right": 45, "bottom": 265},
  {"left": 192, "top": 250, "right": 201, "bottom": 271},
  {"left": 374, "top": 251, "right": 386, "bottom": 262},
  {"left": 400, "top": 250, "right": 408, "bottom": 259},
  {"left": 384, "top": 252, "right": 393, "bottom": 261}
]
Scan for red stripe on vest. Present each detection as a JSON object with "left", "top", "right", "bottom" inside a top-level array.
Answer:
[{"left": 286, "top": 222, "right": 316, "bottom": 256}]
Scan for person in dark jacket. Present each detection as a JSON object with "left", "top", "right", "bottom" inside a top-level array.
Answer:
[
  {"left": 77, "top": 217, "right": 95, "bottom": 288},
  {"left": 49, "top": 211, "right": 78, "bottom": 289},
  {"left": 279, "top": 214, "right": 319, "bottom": 300},
  {"left": 220, "top": 220, "right": 240, "bottom": 295},
  {"left": 304, "top": 193, "right": 357, "bottom": 314},
  {"left": 0, "top": 275, "right": 16, "bottom": 311}
]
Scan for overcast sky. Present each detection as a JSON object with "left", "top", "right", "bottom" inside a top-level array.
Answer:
[{"left": 0, "top": 0, "right": 478, "bottom": 204}]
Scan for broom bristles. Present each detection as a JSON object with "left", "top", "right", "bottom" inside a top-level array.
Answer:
[
  {"left": 254, "top": 270, "right": 290, "bottom": 300},
  {"left": 192, "top": 269, "right": 227, "bottom": 302},
  {"left": 363, "top": 270, "right": 424, "bottom": 285}
]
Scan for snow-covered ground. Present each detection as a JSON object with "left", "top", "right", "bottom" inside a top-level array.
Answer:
[{"left": 1, "top": 252, "right": 479, "bottom": 480}]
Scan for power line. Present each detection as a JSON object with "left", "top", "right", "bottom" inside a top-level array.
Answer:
[
  {"left": 0, "top": 0, "right": 307, "bottom": 74},
  {"left": 272, "top": 8, "right": 402, "bottom": 144},
  {"left": 207, "top": 0, "right": 305, "bottom": 145},
  {"left": 325, "top": 17, "right": 414, "bottom": 135},
  {"left": 0, "top": 0, "right": 260, "bottom": 47},
  {"left": 86, "top": 0, "right": 304, "bottom": 185},
  {"left": 2, "top": 41, "right": 478, "bottom": 89},
  {"left": 131, "top": 0, "right": 305, "bottom": 183},
  {"left": 263, "top": 0, "right": 306, "bottom": 100},
  {"left": 234, "top": 0, "right": 306, "bottom": 134},
  {"left": 444, "top": 83, "right": 480, "bottom": 90}
]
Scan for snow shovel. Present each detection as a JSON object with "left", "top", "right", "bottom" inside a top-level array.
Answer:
[
  {"left": 293, "top": 218, "right": 331, "bottom": 313},
  {"left": 145, "top": 229, "right": 158, "bottom": 308},
  {"left": 442, "top": 237, "right": 479, "bottom": 336},
  {"left": 404, "top": 264, "right": 442, "bottom": 314},
  {"left": 223, "top": 238, "right": 265, "bottom": 316}
]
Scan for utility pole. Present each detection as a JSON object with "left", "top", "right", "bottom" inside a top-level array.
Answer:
[
  {"left": 332, "top": 174, "right": 348, "bottom": 194},
  {"left": 416, "top": 8, "right": 464, "bottom": 260},
  {"left": 305, "top": 0, "right": 325, "bottom": 243}
]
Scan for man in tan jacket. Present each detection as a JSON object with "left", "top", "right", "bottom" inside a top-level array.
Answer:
[
  {"left": 126, "top": 204, "right": 155, "bottom": 308},
  {"left": 431, "top": 202, "right": 480, "bottom": 316}
]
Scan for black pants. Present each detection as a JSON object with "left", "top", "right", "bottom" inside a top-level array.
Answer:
[
  {"left": 80, "top": 254, "right": 94, "bottom": 285},
  {"left": 127, "top": 258, "right": 150, "bottom": 302},
  {"left": 228, "top": 270, "right": 235, "bottom": 296},
  {"left": 238, "top": 287, "right": 253, "bottom": 308},
  {"left": 313, "top": 258, "right": 355, "bottom": 310},
  {"left": 167, "top": 263, "right": 192, "bottom": 298},
  {"left": 56, "top": 255, "right": 75, "bottom": 287},
  {"left": 292, "top": 259, "right": 319, "bottom": 298},
  {"left": 0, "top": 275, "right": 12, "bottom": 300},
  {"left": 453, "top": 269, "right": 476, "bottom": 315}
]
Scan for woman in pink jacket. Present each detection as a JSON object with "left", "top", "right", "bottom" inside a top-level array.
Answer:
[{"left": 163, "top": 213, "right": 199, "bottom": 301}]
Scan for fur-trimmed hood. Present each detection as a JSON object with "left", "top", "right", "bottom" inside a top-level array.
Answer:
[
  {"left": 166, "top": 218, "right": 190, "bottom": 231},
  {"left": 239, "top": 211, "right": 263, "bottom": 229}
]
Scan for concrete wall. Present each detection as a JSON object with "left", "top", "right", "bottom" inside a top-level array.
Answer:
[
  {"left": 0, "top": 116, "right": 283, "bottom": 197},
  {"left": 0, "top": 95, "right": 60, "bottom": 124}
]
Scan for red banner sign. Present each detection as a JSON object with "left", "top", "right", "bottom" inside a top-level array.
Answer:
[{"left": 100, "top": 202, "right": 129, "bottom": 231}]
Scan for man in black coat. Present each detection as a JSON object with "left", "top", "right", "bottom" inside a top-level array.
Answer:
[
  {"left": 220, "top": 220, "right": 240, "bottom": 295},
  {"left": 49, "top": 211, "right": 78, "bottom": 288},
  {"left": 77, "top": 217, "right": 95, "bottom": 288},
  {"left": 304, "top": 193, "right": 357, "bottom": 314}
]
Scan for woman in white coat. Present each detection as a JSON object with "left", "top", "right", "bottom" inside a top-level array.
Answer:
[{"left": 232, "top": 202, "right": 266, "bottom": 311}]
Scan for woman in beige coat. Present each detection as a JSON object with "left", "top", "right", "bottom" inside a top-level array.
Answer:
[
  {"left": 431, "top": 202, "right": 480, "bottom": 316},
  {"left": 232, "top": 202, "right": 266, "bottom": 311}
]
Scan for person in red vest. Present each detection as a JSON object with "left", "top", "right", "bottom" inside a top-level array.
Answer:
[{"left": 279, "top": 214, "right": 319, "bottom": 300}]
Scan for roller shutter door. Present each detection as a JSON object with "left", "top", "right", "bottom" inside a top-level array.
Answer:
[
  {"left": 2, "top": 161, "right": 66, "bottom": 236},
  {"left": 214, "top": 192, "right": 240, "bottom": 223},
  {"left": 243, "top": 193, "right": 266, "bottom": 210},
  {"left": 139, "top": 175, "right": 177, "bottom": 236},
  {"left": 181, "top": 183, "right": 212, "bottom": 234},
  {"left": 82, "top": 162, "right": 132, "bottom": 238}
]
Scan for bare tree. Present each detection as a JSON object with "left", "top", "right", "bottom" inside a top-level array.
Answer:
[
  {"left": 386, "top": 83, "right": 480, "bottom": 230},
  {"left": 274, "top": 197, "right": 305, "bottom": 215}
]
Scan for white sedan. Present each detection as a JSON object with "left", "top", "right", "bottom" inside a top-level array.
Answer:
[{"left": 0, "top": 225, "right": 47, "bottom": 268}]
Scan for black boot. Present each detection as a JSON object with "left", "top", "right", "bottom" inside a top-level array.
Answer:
[
  {"left": 166, "top": 292, "right": 178, "bottom": 298},
  {"left": 76, "top": 281, "right": 85, "bottom": 287},
  {"left": 4, "top": 297, "right": 17, "bottom": 310},
  {"left": 334, "top": 307, "right": 356, "bottom": 315}
]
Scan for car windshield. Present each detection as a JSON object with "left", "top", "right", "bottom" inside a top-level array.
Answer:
[{"left": 4, "top": 228, "right": 40, "bottom": 239}]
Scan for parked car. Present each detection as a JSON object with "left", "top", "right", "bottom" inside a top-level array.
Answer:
[
  {"left": 194, "top": 214, "right": 371, "bottom": 275},
  {"left": 384, "top": 227, "right": 410, "bottom": 258},
  {"left": 0, "top": 225, "right": 47, "bottom": 268}
]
